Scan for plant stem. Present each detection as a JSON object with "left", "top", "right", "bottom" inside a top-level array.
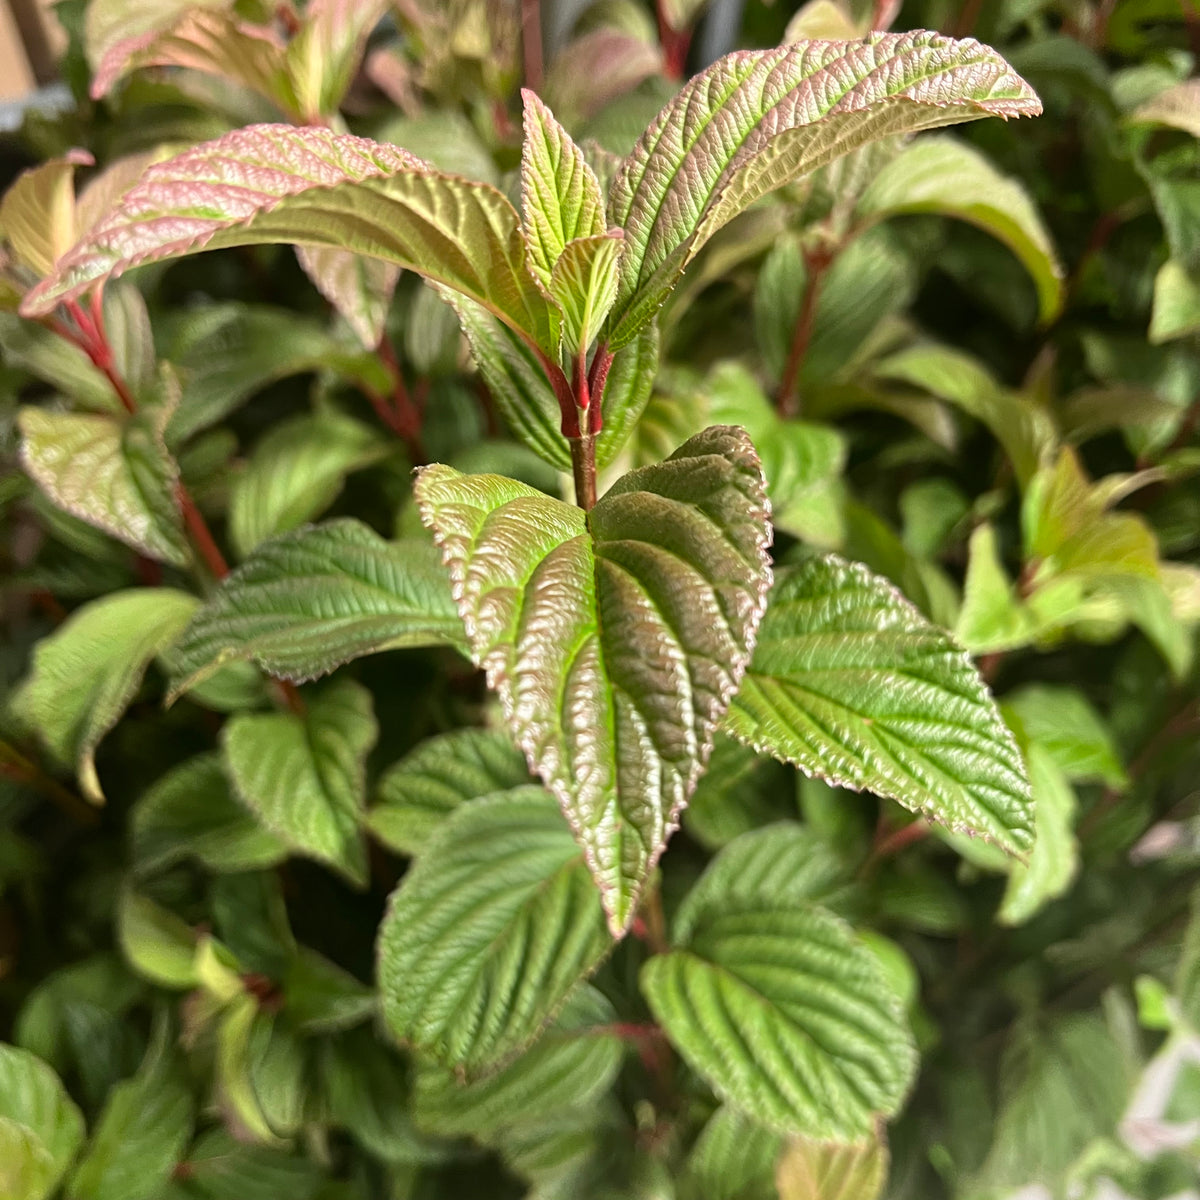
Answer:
[
  {"left": 954, "top": 0, "right": 985, "bottom": 37},
  {"left": 0, "top": 739, "right": 98, "bottom": 826},
  {"left": 656, "top": 0, "right": 691, "bottom": 79},
  {"left": 569, "top": 434, "right": 597, "bottom": 510},
  {"left": 521, "top": 0, "right": 543, "bottom": 91},
  {"left": 175, "top": 482, "right": 230, "bottom": 580},
  {"left": 371, "top": 337, "right": 426, "bottom": 462},
  {"left": 777, "top": 247, "right": 834, "bottom": 418}
]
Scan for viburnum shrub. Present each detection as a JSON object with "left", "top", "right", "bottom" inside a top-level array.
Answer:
[{"left": 1, "top": 1, "right": 1198, "bottom": 1197}]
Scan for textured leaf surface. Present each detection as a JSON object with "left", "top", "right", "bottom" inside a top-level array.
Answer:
[
  {"left": 130, "top": 753, "right": 287, "bottom": 875},
  {"left": 12, "top": 589, "right": 197, "bottom": 803},
  {"left": 726, "top": 556, "right": 1034, "bottom": 855},
  {"left": 295, "top": 245, "right": 401, "bottom": 349},
  {"left": 606, "top": 31, "right": 1041, "bottom": 345},
  {"left": 520, "top": 90, "right": 607, "bottom": 289},
  {"left": 675, "top": 824, "right": 851, "bottom": 943},
  {"left": 641, "top": 903, "right": 916, "bottom": 1137},
  {"left": 22, "top": 124, "right": 554, "bottom": 352},
  {"left": 377, "top": 789, "right": 610, "bottom": 1071},
  {"left": 776, "top": 1131, "right": 887, "bottom": 1200},
  {"left": 19, "top": 407, "right": 190, "bottom": 566},
  {"left": 415, "top": 426, "right": 772, "bottom": 932},
  {"left": 222, "top": 678, "right": 377, "bottom": 885},
  {"left": 369, "top": 727, "right": 530, "bottom": 855},
  {"left": 549, "top": 231, "right": 623, "bottom": 354},
  {"left": 412, "top": 986, "right": 621, "bottom": 1138},
  {"left": 682, "top": 1105, "right": 783, "bottom": 1200},
  {"left": 0, "top": 1044, "right": 85, "bottom": 1200},
  {"left": 229, "top": 412, "right": 387, "bottom": 557},
  {"left": 169, "top": 520, "right": 462, "bottom": 694},
  {"left": 856, "top": 135, "right": 1063, "bottom": 320}
]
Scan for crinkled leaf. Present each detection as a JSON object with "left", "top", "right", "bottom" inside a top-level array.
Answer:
[
  {"left": 167, "top": 520, "right": 462, "bottom": 695},
  {"left": 856, "top": 135, "right": 1063, "bottom": 320},
  {"left": 22, "top": 124, "right": 556, "bottom": 354},
  {"left": 67, "top": 1034, "right": 193, "bottom": 1200},
  {"left": 641, "top": 902, "right": 916, "bottom": 1137},
  {"left": 725, "top": 555, "right": 1034, "bottom": 856},
  {"left": 0, "top": 1045, "right": 85, "bottom": 1200},
  {"left": 520, "top": 90, "right": 607, "bottom": 289},
  {"left": 606, "top": 31, "right": 1041, "bottom": 346},
  {"left": 19, "top": 406, "right": 190, "bottom": 566},
  {"left": 369, "top": 727, "right": 530, "bottom": 856},
  {"left": 295, "top": 246, "right": 400, "bottom": 350},
  {"left": 0, "top": 151, "right": 92, "bottom": 278},
  {"left": 682, "top": 1105, "right": 783, "bottom": 1200},
  {"left": 229, "top": 412, "right": 388, "bottom": 557},
  {"left": 776, "top": 1131, "right": 888, "bottom": 1200},
  {"left": 222, "top": 677, "right": 377, "bottom": 885},
  {"left": 415, "top": 426, "right": 772, "bottom": 933},
  {"left": 412, "top": 986, "right": 621, "bottom": 1138},
  {"left": 595, "top": 321, "right": 660, "bottom": 468},
  {"left": 12, "top": 589, "right": 198, "bottom": 803},
  {"left": 377, "top": 789, "right": 610, "bottom": 1072},
  {"left": 549, "top": 231, "right": 623, "bottom": 354},
  {"left": 675, "top": 823, "right": 851, "bottom": 943},
  {"left": 131, "top": 753, "right": 287, "bottom": 875}
]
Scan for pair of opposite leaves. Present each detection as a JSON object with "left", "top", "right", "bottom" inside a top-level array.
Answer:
[{"left": 19, "top": 31, "right": 1043, "bottom": 933}]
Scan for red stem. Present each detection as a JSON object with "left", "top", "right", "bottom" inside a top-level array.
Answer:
[
  {"left": 521, "top": 0, "right": 543, "bottom": 91},
  {"left": 656, "top": 0, "right": 691, "bottom": 79},
  {"left": 777, "top": 246, "right": 834, "bottom": 418}
]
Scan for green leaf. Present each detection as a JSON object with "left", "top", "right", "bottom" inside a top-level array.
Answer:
[
  {"left": 295, "top": 246, "right": 400, "bottom": 349},
  {"left": 284, "top": 0, "right": 389, "bottom": 121},
  {"left": 167, "top": 520, "right": 463, "bottom": 695},
  {"left": 116, "top": 889, "right": 198, "bottom": 990},
  {"left": 520, "top": 90, "right": 607, "bottom": 290},
  {"left": 415, "top": 426, "right": 772, "bottom": 932},
  {"left": 605, "top": 32, "right": 1041, "bottom": 346},
  {"left": 955, "top": 523, "right": 1038, "bottom": 653},
  {"left": 0, "top": 151, "right": 91, "bottom": 278},
  {"left": 377, "top": 789, "right": 610, "bottom": 1072},
  {"left": 682, "top": 1106, "right": 783, "bottom": 1200},
  {"left": 12, "top": 588, "right": 198, "bottom": 803},
  {"left": 674, "top": 823, "right": 851, "bottom": 943},
  {"left": 229, "top": 412, "right": 388, "bottom": 557},
  {"left": 1150, "top": 259, "right": 1200, "bottom": 344},
  {"left": 170, "top": 1129, "right": 325, "bottom": 1200},
  {"left": 1128, "top": 79, "right": 1200, "bottom": 137},
  {"left": 281, "top": 949, "right": 374, "bottom": 1034},
  {"left": 1177, "top": 888, "right": 1200, "bottom": 1030},
  {"left": 725, "top": 556, "right": 1034, "bottom": 856},
  {"left": 775, "top": 1131, "right": 887, "bottom": 1200},
  {"left": 222, "top": 678, "right": 377, "bottom": 885},
  {"left": 67, "top": 1035, "right": 193, "bottom": 1200},
  {"left": 0, "top": 1044, "right": 85, "bottom": 1200},
  {"left": 0, "top": 313, "right": 115, "bottom": 413},
  {"left": 684, "top": 735, "right": 794, "bottom": 851},
  {"left": 215, "top": 1000, "right": 306, "bottom": 1144},
  {"left": 19, "top": 406, "right": 190, "bottom": 567},
  {"left": 549, "top": 231, "right": 623, "bottom": 355},
  {"left": 412, "top": 985, "right": 622, "bottom": 1139},
  {"left": 594, "top": 322, "right": 660, "bottom": 469},
  {"left": 22, "top": 124, "right": 556, "bottom": 355},
  {"left": 641, "top": 902, "right": 916, "bottom": 1137},
  {"left": 369, "top": 727, "right": 530, "bottom": 856},
  {"left": 1004, "top": 685, "right": 1126, "bottom": 787},
  {"left": 998, "top": 742, "right": 1078, "bottom": 926},
  {"left": 130, "top": 753, "right": 287, "bottom": 875},
  {"left": 856, "top": 135, "right": 1064, "bottom": 321}
]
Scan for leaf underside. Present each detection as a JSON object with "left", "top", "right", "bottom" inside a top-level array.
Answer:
[
  {"left": 606, "top": 30, "right": 1042, "bottom": 346},
  {"left": 725, "top": 555, "right": 1034, "bottom": 856},
  {"left": 415, "top": 426, "right": 773, "bottom": 933}
]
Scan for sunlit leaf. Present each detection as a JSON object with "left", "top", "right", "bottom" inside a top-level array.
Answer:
[
  {"left": 0, "top": 151, "right": 92, "bottom": 278},
  {"left": 0, "top": 1044, "right": 85, "bottom": 1200}
]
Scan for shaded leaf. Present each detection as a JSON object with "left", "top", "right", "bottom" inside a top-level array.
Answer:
[
  {"left": 377, "top": 789, "right": 610, "bottom": 1072},
  {"left": 606, "top": 32, "right": 1041, "bottom": 346},
  {"left": 856, "top": 135, "right": 1063, "bottom": 320},
  {"left": 295, "top": 246, "right": 400, "bottom": 349},
  {"left": 12, "top": 589, "right": 198, "bottom": 803},
  {"left": 1004, "top": 685, "right": 1126, "bottom": 787},
  {"left": 370, "top": 727, "right": 530, "bottom": 856},
  {"left": 169, "top": 520, "right": 462, "bottom": 694},
  {"left": 131, "top": 753, "right": 286, "bottom": 875},
  {"left": 1128, "top": 79, "right": 1200, "bottom": 137},
  {"left": 641, "top": 902, "right": 916, "bottom": 1137},
  {"left": 682, "top": 1105, "right": 783, "bottom": 1200},
  {"left": 222, "top": 678, "right": 377, "bottom": 885},
  {"left": 415, "top": 426, "right": 772, "bottom": 932},
  {"left": 726, "top": 556, "right": 1034, "bottom": 855}
]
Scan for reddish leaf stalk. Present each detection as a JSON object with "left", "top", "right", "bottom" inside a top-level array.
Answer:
[
  {"left": 656, "top": 0, "right": 691, "bottom": 79},
  {"left": 0, "top": 741, "right": 98, "bottom": 826},
  {"left": 371, "top": 337, "right": 426, "bottom": 462},
  {"left": 777, "top": 245, "right": 835, "bottom": 418}
]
